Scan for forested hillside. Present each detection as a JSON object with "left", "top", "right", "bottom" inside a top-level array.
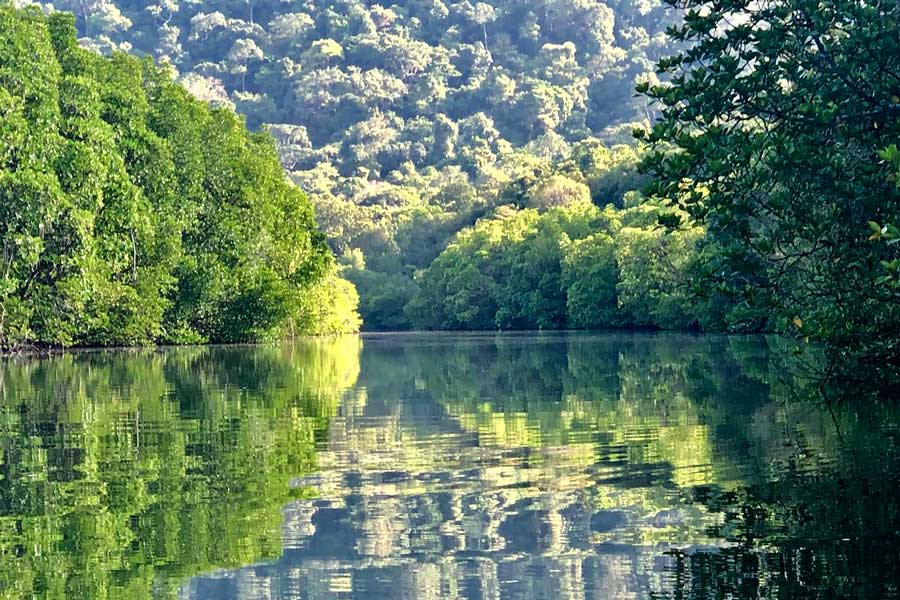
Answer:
[
  {"left": 0, "top": 5, "right": 360, "bottom": 351},
  {"left": 17, "top": 0, "right": 682, "bottom": 329},
  {"left": 13, "top": 0, "right": 895, "bottom": 361}
]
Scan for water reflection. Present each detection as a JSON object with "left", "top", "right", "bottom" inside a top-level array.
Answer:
[
  {"left": 195, "top": 333, "right": 900, "bottom": 599},
  {"left": 2, "top": 333, "right": 899, "bottom": 599},
  {"left": 0, "top": 339, "right": 361, "bottom": 599}
]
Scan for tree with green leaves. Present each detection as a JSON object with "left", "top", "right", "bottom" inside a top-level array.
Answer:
[
  {"left": 407, "top": 199, "right": 706, "bottom": 331},
  {"left": 639, "top": 0, "right": 900, "bottom": 361},
  {"left": 0, "top": 4, "right": 358, "bottom": 350}
]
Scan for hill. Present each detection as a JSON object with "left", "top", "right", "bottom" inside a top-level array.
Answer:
[{"left": 22, "top": 0, "right": 682, "bottom": 328}]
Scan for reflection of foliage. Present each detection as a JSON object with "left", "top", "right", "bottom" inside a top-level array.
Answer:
[
  {"left": 663, "top": 397, "right": 900, "bottom": 600},
  {"left": 349, "top": 333, "right": 900, "bottom": 598},
  {"left": 103, "top": 334, "right": 900, "bottom": 600},
  {"left": 2, "top": 334, "right": 897, "bottom": 599},
  {"left": 650, "top": 337, "right": 900, "bottom": 599},
  {"left": 411, "top": 334, "right": 760, "bottom": 489},
  {"left": 409, "top": 333, "right": 894, "bottom": 495},
  {"left": 0, "top": 340, "right": 360, "bottom": 599}
]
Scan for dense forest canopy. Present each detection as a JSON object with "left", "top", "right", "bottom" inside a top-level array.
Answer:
[
  {"left": 25, "top": 0, "right": 675, "bottom": 139},
  {"left": 0, "top": 4, "right": 360, "bottom": 351},
  {"left": 405, "top": 194, "right": 705, "bottom": 331},
  {"left": 13, "top": 0, "right": 684, "bottom": 330},
  {"left": 5, "top": 0, "right": 900, "bottom": 360}
]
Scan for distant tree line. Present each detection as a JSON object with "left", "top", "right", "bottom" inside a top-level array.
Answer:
[{"left": 404, "top": 144, "right": 718, "bottom": 331}]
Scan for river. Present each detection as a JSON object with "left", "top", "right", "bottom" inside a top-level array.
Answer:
[{"left": 1, "top": 333, "right": 898, "bottom": 599}]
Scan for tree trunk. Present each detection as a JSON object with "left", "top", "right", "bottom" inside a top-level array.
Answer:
[{"left": 131, "top": 229, "right": 138, "bottom": 283}]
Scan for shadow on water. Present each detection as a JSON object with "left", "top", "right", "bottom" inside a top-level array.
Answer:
[{"left": 1, "top": 333, "right": 898, "bottom": 598}]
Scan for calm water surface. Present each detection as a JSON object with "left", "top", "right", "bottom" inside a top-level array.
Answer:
[{"left": 1, "top": 333, "right": 898, "bottom": 599}]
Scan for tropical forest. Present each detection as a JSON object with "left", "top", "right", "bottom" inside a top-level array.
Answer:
[{"left": 1, "top": 0, "right": 899, "bottom": 598}]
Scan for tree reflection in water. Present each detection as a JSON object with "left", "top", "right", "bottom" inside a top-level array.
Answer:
[{"left": 2, "top": 334, "right": 898, "bottom": 599}]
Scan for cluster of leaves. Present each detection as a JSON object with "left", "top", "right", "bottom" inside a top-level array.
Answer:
[
  {"left": 342, "top": 138, "right": 664, "bottom": 329},
  {"left": 407, "top": 196, "right": 709, "bottom": 330},
  {"left": 638, "top": 0, "right": 900, "bottom": 357},
  {"left": 17, "top": 0, "right": 683, "bottom": 329},
  {"left": 871, "top": 145, "right": 900, "bottom": 288},
  {"left": 0, "top": 5, "right": 359, "bottom": 350}
]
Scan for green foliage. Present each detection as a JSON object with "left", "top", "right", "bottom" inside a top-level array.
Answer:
[
  {"left": 0, "top": 5, "right": 358, "bottom": 349},
  {"left": 408, "top": 201, "right": 707, "bottom": 331},
  {"left": 525, "top": 174, "right": 591, "bottom": 210},
  {"left": 615, "top": 224, "right": 702, "bottom": 329},
  {"left": 561, "top": 233, "right": 619, "bottom": 329},
  {"left": 871, "top": 146, "right": 900, "bottom": 290},
  {"left": 30, "top": 0, "right": 682, "bottom": 328},
  {"left": 640, "top": 0, "right": 900, "bottom": 354},
  {"left": 345, "top": 268, "right": 418, "bottom": 331},
  {"left": 292, "top": 268, "right": 363, "bottom": 335}
]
